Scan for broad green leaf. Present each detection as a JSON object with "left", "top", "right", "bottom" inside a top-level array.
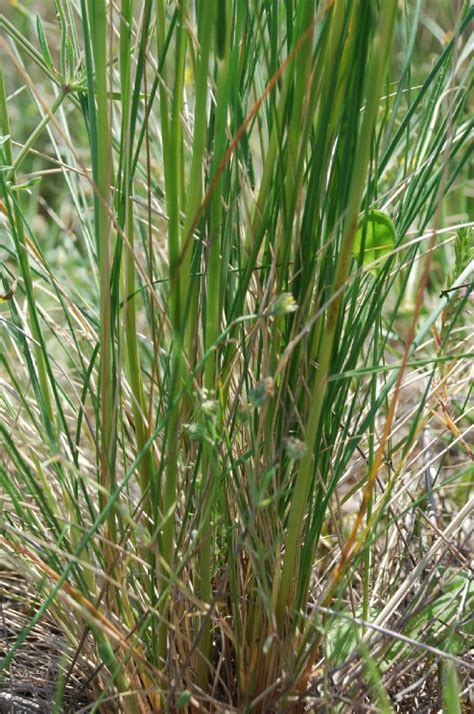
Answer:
[
  {"left": 326, "top": 607, "right": 379, "bottom": 665},
  {"left": 327, "top": 572, "right": 472, "bottom": 670},
  {"left": 442, "top": 662, "right": 462, "bottom": 714},
  {"left": 388, "top": 570, "right": 474, "bottom": 663},
  {"left": 359, "top": 639, "right": 394, "bottom": 714},
  {"left": 353, "top": 209, "right": 396, "bottom": 271}
]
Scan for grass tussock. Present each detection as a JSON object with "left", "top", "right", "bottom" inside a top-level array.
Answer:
[{"left": 0, "top": 0, "right": 473, "bottom": 711}]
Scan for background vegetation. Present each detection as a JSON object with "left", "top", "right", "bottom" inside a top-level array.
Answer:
[{"left": 0, "top": 0, "right": 472, "bottom": 711}]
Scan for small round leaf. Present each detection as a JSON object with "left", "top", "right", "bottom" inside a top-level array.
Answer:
[{"left": 353, "top": 209, "right": 396, "bottom": 272}]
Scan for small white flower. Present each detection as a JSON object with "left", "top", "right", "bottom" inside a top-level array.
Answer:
[
  {"left": 271, "top": 293, "right": 298, "bottom": 316},
  {"left": 284, "top": 437, "right": 307, "bottom": 460}
]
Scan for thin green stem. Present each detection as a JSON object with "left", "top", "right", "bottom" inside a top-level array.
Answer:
[
  {"left": 85, "top": 0, "right": 116, "bottom": 542},
  {"left": 157, "top": 0, "right": 187, "bottom": 673},
  {"left": 8, "top": 89, "right": 67, "bottom": 180},
  {"left": 275, "top": 0, "right": 399, "bottom": 631},
  {"left": 197, "top": 1, "right": 232, "bottom": 684},
  {"left": 0, "top": 57, "right": 55, "bottom": 427}
]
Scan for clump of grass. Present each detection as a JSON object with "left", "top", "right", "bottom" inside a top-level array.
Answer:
[{"left": 0, "top": 1, "right": 472, "bottom": 711}]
